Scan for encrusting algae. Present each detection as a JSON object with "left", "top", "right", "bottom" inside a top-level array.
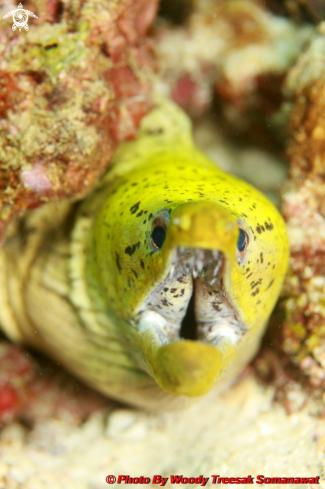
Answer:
[
  {"left": 0, "top": 0, "right": 158, "bottom": 242},
  {"left": 281, "top": 23, "right": 325, "bottom": 390}
]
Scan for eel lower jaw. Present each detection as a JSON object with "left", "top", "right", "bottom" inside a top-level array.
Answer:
[{"left": 133, "top": 248, "right": 246, "bottom": 397}]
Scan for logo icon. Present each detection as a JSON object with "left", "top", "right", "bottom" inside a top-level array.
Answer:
[{"left": 3, "top": 3, "right": 38, "bottom": 32}]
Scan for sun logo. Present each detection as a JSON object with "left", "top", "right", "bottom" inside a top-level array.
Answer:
[{"left": 3, "top": 3, "right": 38, "bottom": 32}]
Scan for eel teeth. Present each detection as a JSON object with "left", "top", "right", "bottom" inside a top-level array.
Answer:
[
  {"left": 135, "top": 247, "right": 245, "bottom": 349},
  {"left": 212, "top": 250, "right": 219, "bottom": 260}
]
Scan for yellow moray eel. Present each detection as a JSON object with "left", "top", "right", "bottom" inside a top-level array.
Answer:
[{"left": 0, "top": 99, "right": 289, "bottom": 410}]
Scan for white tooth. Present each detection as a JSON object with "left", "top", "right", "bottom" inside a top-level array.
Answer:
[
  {"left": 138, "top": 310, "right": 167, "bottom": 330},
  {"left": 212, "top": 250, "right": 219, "bottom": 260},
  {"left": 193, "top": 270, "right": 198, "bottom": 279},
  {"left": 213, "top": 264, "right": 220, "bottom": 276},
  {"left": 196, "top": 259, "right": 203, "bottom": 274},
  {"left": 210, "top": 278, "right": 217, "bottom": 285},
  {"left": 211, "top": 326, "right": 238, "bottom": 345}
]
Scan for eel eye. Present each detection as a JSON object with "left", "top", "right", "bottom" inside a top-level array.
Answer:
[
  {"left": 236, "top": 227, "right": 249, "bottom": 263},
  {"left": 149, "top": 210, "right": 170, "bottom": 252},
  {"left": 237, "top": 228, "right": 248, "bottom": 252},
  {"left": 151, "top": 226, "right": 166, "bottom": 249}
]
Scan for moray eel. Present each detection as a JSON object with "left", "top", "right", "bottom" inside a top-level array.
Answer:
[{"left": 0, "top": 99, "right": 289, "bottom": 409}]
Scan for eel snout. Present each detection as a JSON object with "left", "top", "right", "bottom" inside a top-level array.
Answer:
[{"left": 134, "top": 202, "right": 245, "bottom": 397}]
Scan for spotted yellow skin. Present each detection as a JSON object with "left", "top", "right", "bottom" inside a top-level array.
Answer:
[
  {"left": 83, "top": 98, "right": 289, "bottom": 400},
  {"left": 0, "top": 98, "right": 289, "bottom": 409}
]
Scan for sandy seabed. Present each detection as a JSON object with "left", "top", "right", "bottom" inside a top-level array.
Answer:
[{"left": 0, "top": 371, "right": 324, "bottom": 489}]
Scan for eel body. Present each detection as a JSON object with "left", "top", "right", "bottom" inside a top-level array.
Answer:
[{"left": 0, "top": 99, "right": 289, "bottom": 409}]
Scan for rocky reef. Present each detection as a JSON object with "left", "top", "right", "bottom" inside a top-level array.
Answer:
[
  {"left": 154, "top": 0, "right": 310, "bottom": 149},
  {"left": 281, "top": 25, "right": 325, "bottom": 391},
  {"left": 0, "top": 0, "right": 158, "bottom": 241}
]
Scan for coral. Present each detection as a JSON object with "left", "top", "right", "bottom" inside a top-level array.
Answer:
[
  {"left": 0, "top": 0, "right": 158, "bottom": 242},
  {"left": 0, "top": 340, "right": 109, "bottom": 425},
  {"left": 281, "top": 24, "right": 325, "bottom": 389},
  {"left": 154, "top": 0, "right": 310, "bottom": 147},
  {"left": 0, "top": 342, "right": 34, "bottom": 423}
]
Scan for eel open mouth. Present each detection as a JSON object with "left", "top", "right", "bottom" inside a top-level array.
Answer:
[
  {"left": 131, "top": 202, "right": 248, "bottom": 397},
  {"left": 136, "top": 247, "right": 246, "bottom": 349}
]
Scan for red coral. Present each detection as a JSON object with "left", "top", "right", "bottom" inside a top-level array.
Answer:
[
  {"left": 0, "top": 342, "right": 109, "bottom": 425},
  {"left": 0, "top": 345, "right": 34, "bottom": 421},
  {"left": 172, "top": 74, "right": 199, "bottom": 112},
  {"left": 0, "top": 72, "right": 21, "bottom": 118},
  {"left": 105, "top": 66, "right": 144, "bottom": 99}
]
